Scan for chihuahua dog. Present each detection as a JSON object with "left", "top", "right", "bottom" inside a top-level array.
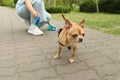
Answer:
[{"left": 53, "top": 14, "right": 85, "bottom": 63}]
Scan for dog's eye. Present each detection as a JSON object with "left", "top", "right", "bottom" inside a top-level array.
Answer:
[
  {"left": 72, "top": 34, "right": 78, "bottom": 38},
  {"left": 82, "top": 33, "right": 85, "bottom": 36}
]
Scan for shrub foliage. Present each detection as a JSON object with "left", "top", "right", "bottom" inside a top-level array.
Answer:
[
  {"left": 46, "top": 6, "right": 71, "bottom": 13},
  {"left": 80, "top": 0, "right": 120, "bottom": 14},
  {"left": 80, "top": 0, "right": 96, "bottom": 13},
  {"left": 99, "top": 0, "right": 120, "bottom": 14}
]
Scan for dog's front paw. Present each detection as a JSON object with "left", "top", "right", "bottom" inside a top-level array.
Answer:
[
  {"left": 69, "top": 58, "right": 75, "bottom": 63},
  {"left": 53, "top": 55, "right": 60, "bottom": 59}
]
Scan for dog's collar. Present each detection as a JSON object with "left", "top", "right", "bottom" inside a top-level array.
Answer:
[
  {"left": 58, "top": 41, "right": 71, "bottom": 50},
  {"left": 58, "top": 28, "right": 69, "bottom": 47},
  {"left": 58, "top": 41, "right": 65, "bottom": 46}
]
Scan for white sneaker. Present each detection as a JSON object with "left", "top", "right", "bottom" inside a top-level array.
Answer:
[{"left": 28, "top": 24, "right": 44, "bottom": 35}]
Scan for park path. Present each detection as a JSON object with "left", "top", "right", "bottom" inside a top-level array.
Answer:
[{"left": 0, "top": 7, "right": 120, "bottom": 80}]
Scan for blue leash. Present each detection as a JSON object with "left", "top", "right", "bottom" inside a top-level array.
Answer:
[{"left": 34, "top": 16, "right": 56, "bottom": 31}]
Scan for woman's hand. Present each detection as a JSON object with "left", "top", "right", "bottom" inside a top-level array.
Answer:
[{"left": 31, "top": 10, "right": 39, "bottom": 18}]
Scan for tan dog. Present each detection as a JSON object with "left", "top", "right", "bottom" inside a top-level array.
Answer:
[{"left": 54, "top": 14, "right": 85, "bottom": 63}]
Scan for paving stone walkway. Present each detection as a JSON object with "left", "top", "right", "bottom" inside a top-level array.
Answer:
[{"left": 0, "top": 7, "right": 120, "bottom": 80}]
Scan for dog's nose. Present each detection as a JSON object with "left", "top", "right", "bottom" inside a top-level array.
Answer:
[{"left": 79, "top": 38, "right": 83, "bottom": 42}]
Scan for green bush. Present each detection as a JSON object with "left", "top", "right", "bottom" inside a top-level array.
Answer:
[
  {"left": 0, "top": 0, "right": 14, "bottom": 7},
  {"left": 79, "top": 0, "right": 120, "bottom": 14},
  {"left": 79, "top": 0, "right": 96, "bottom": 13},
  {"left": 46, "top": 6, "right": 71, "bottom": 13},
  {"left": 99, "top": 0, "right": 120, "bottom": 14},
  {"left": 14, "top": 0, "right": 18, "bottom": 4}
]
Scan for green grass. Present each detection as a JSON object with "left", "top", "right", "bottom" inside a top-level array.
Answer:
[{"left": 51, "top": 12, "right": 120, "bottom": 35}]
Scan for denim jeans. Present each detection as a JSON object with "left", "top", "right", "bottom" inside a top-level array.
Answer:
[{"left": 16, "top": 0, "right": 51, "bottom": 25}]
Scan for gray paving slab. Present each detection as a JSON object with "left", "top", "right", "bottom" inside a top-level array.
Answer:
[{"left": 0, "top": 7, "right": 120, "bottom": 80}]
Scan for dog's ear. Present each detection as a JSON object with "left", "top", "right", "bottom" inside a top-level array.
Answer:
[
  {"left": 79, "top": 19, "right": 85, "bottom": 28},
  {"left": 64, "top": 20, "right": 72, "bottom": 29},
  {"left": 62, "top": 14, "right": 72, "bottom": 29}
]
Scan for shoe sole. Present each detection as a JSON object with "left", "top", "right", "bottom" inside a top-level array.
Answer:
[{"left": 28, "top": 30, "right": 43, "bottom": 36}]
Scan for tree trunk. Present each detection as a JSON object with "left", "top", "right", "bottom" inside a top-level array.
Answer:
[
  {"left": 96, "top": 0, "right": 99, "bottom": 13},
  {"left": 51, "top": 0, "right": 56, "bottom": 6},
  {"left": 48, "top": 0, "right": 50, "bottom": 6},
  {"left": 0, "top": 0, "right": 3, "bottom": 5},
  {"left": 69, "top": 2, "right": 73, "bottom": 10},
  {"left": 53, "top": 0, "right": 56, "bottom": 6}
]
